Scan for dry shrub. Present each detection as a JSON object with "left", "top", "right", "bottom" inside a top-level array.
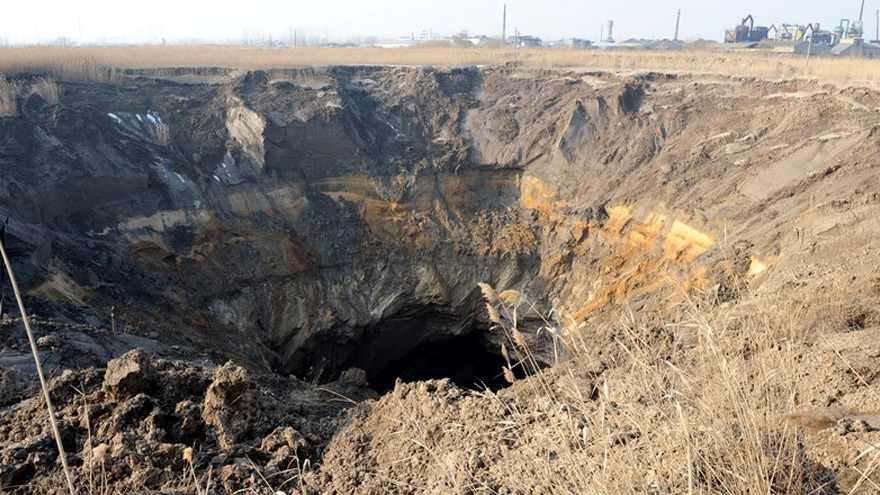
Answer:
[
  {"left": 0, "top": 76, "right": 61, "bottom": 117},
  {"left": 0, "top": 75, "right": 19, "bottom": 117},
  {"left": 156, "top": 122, "right": 170, "bottom": 147},
  {"left": 150, "top": 120, "right": 171, "bottom": 147},
  {"left": 29, "top": 77, "right": 60, "bottom": 105}
]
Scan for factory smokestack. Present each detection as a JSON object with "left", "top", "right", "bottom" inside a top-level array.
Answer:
[
  {"left": 503, "top": 4, "right": 507, "bottom": 43},
  {"left": 674, "top": 9, "right": 681, "bottom": 41}
]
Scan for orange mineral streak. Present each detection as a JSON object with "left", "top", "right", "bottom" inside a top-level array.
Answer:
[
  {"left": 630, "top": 212, "right": 666, "bottom": 247},
  {"left": 566, "top": 205, "right": 717, "bottom": 323},
  {"left": 520, "top": 176, "right": 568, "bottom": 218},
  {"left": 747, "top": 256, "right": 768, "bottom": 277},
  {"left": 603, "top": 205, "right": 634, "bottom": 236},
  {"left": 663, "top": 220, "right": 717, "bottom": 263}
]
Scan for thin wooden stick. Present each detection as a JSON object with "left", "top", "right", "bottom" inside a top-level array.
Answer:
[{"left": 0, "top": 237, "right": 76, "bottom": 495}]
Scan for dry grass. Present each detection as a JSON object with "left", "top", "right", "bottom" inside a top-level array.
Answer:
[
  {"left": 0, "top": 76, "right": 19, "bottom": 116},
  {"left": 0, "top": 75, "right": 62, "bottom": 117},
  {"left": 29, "top": 77, "right": 60, "bottom": 104},
  {"left": 0, "top": 45, "right": 879, "bottom": 85},
  {"left": 461, "top": 284, "right": 838, "bottom": 494}
]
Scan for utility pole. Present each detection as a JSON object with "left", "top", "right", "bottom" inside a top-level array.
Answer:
[
  {"left": 674, "top": 9, "right": 681, "bottom": 41},
  {"left": 876, "top": 9, "right": 879, "bottom": 42},
  {"left": 806, "top": 30, "right": 814, "bottom": 66}
]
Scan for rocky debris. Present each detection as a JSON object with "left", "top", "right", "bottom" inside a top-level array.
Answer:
[
  {"left": 102, "top": 348, "right": 155, "bottom": 399},
  {"left": 0, "top": 315, "right": 203, "bottom": 378},
  {"left": 202, "top": 362, "right": 256, "bottom": 450},
  {"left": 302, "top": 378, "right": 507, "bottom": 494},
  {"left": 0, "top": 367, "right": 35, "bottom": 407},
  {"left": 0, "top": 328, "right": 364, "bottom": 494},
  {"left": 261, "top": 426, "right": 313, "bottom": 469}
]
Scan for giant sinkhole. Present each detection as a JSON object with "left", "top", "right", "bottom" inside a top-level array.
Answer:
[
  {"left": 0, "top": 66, "right": 680, "bottom": 394},
  {"left": 3, "top": 65, "right": 854, "bottom": 395}
]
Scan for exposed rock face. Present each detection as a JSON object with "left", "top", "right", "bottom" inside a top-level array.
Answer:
[
  {"left": 0, "top": 67, "right": 535, "bottom": 381},
  {"left": 2, "top": 67, "right": 879, "bottom": 384}
]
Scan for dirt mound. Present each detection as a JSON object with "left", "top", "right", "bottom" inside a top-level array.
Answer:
[{"left": 0, "top": 343, "right": 368, "bottom": 494}]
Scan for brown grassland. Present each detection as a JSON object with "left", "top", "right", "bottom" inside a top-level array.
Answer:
[{"left": 1, "top": 44, "right": 879, "bottom": 83}]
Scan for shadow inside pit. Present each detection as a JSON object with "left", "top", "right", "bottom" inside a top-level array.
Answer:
[
  {"left": 367, "top": 331, "right": 524, "bottom": 394},
  {"left": 286, "top": 305, "right": 540, "bottom": 396}
]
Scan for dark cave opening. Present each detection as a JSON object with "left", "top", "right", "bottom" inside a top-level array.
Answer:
[
  {"left": 367, "top": 330, "right": 524, "bottom": 394},
  {"left": 292, "top": 306, "right": 534, "bottom": 395}
]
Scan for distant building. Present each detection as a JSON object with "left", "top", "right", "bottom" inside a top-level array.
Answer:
[
  {"left": 831, "top": 38, "right": 880, "bottom": 58},
  {"left": 648, "top": 39, "right": 684, "bottom": 51},
  {"left": 372, "top": 38, "right": 421, "bottom": 49},
  {"left": 561, "top": 38, "right": 592, "bottom": 49},
  {"left": 769, "top": 41, "right": 823, "bottom": 55},
  {"left": 514, "top": 35, "right": 542, "bottom": 47}
]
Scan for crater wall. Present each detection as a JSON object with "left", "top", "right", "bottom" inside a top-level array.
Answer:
[{"left": 2, "top": 67, "right": 879, "bottom": 382}]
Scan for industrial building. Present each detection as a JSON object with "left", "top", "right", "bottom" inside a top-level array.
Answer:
[{"left": 722, "top": 1, "right": 880, "bottom": 58}]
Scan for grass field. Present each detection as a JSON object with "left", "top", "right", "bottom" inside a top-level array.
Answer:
[{"left": 1, "top": 45, "right": 879, "bottom": 84}]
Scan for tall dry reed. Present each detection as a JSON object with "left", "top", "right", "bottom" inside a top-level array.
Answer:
[
  {"left": 0, "top": 45, "right": 878, "bottom": 85},
  {"left": 433, "top": 283, "right": 838, "bottom": 494},
  {"left": 0, "top": 76, "right": 19, "bottom": 116}
]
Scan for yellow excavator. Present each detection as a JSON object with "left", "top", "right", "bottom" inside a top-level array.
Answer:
[{"left": 724, "top": 15, "right": 770, "bottom": 43}]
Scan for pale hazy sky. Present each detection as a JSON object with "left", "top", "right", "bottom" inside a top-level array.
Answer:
[{"left": 0, "top": 1, "right": 876, "bottom": 45}]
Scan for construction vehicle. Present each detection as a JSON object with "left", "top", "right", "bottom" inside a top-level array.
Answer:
[
  {"left": 776, "top": 24, "right": 807, "bottom": 42},
  {"left": 805, "top": 23, "right": 836, "bottom": 45},
  {"left": 773, "top": 23, "right": 834, "bottom": 45},
  {"left": 724, "top": 15, "right": 770, "bottom": 43}
]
